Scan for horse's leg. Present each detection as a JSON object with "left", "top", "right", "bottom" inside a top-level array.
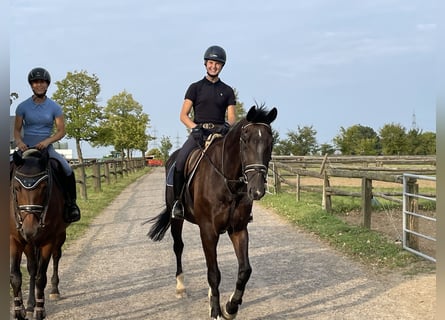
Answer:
[
  {"left": 49, "top": 233, "right": 66, "bottom": 300},
  {"left": 200, "top": 228, "right": 222, "bottom": 320},
  {"left": 34, "top": 244, "right": 52, "bottom": 320},
  {"left": 10, "top": 240, "right": 27, "bottom": 320},
  {"left": 222, "top": 228, "right": 252, "bottom": 320},
  {"left": 24, "top": 244, "right": 38, "bottom": 318},
  {"left": 171, "top": 219, "right": 186, "bottom": 297}
]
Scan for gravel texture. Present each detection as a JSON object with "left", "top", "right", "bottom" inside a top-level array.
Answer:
[{"left": 12, "top": 167, "right": 435, "bottom": 319}]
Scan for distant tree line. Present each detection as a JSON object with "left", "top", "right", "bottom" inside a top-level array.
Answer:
[
  {"left": 10, "top": 71, "right": 435, "bottom": 160},
  {"left": 273, "top": 123, "right": 436, "bottom": 156}
]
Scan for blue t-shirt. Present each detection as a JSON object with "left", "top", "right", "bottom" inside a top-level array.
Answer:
[{"left": 15, "top": 96, "right": 63, "bottom": 146}]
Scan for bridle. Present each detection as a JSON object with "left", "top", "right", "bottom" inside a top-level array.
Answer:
[
  {"left": 191, "top": 121, "right": 273, "bottom": 196},
  {"left": 238, "top": 122, "right": 272, "bottom": 184},
  {"left": 12, "top": 167, "right": 51, "bottom": 230}
]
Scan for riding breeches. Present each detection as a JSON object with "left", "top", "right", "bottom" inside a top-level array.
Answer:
[{"left": 175, "top": 134, "right": 203, "bottom": 172}]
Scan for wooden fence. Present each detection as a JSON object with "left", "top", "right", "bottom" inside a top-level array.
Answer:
[
  {"left": 71, "top": 158, "right": 146, "bottom": 200},
  {"left": 268, "top": 155, "right": 436, "bottom": 231}
]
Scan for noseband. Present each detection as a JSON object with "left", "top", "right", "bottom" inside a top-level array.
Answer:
[{"left": 13, "top": 168, "right": 51, "bottom": 229}]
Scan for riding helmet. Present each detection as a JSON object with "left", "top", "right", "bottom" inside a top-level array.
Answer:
[
  {"left": 28, "top": 67, "right": 51, "bottom": 85},
  {"left": 204, "top": 46, "right": 226, "bottom": 64}
]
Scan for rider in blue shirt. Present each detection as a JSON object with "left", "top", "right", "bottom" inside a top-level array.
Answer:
[
  {"left": 172, "top": 46, "right": 237, "bottom": 219},
  {"left": 14, "top": 67, "right": 81, "bottom": 223}
]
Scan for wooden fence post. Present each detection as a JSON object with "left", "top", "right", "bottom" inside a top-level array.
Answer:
[
  {"left": 362, "top": 178, "right": 372, "bottom": 228},
  {"left": 274, "top": 165, "right": 281, "bottom": 193},
  {"left": 322, "top": 172, "right": 332, "bottom": 212},
  {"left": 296, "top": 174, "right": 300, "bottom": 202},
  {"left": 406, "top": 178, "right": 419, "bottom": 250},
  {"left": 77, "top": 165, "right": 88, "bottom": 200},
  {"left": 93, "top": 163, "right": 101, "bottom": 192},
  {"left": 104, "top": 162, "right": 110, "bottom": 185}
]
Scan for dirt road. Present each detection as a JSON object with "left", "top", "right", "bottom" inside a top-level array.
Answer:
[{"left": 16, "top": 167, "right": 435, "bottom": 319}]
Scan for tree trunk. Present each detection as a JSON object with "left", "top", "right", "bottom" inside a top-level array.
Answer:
[{"left": 76, "top": 138, "right": 84, "bottom": 164}]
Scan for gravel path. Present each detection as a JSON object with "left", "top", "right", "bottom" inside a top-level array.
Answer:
[{"left": 15, "top": 167, "right": 435, "bottom": 319}]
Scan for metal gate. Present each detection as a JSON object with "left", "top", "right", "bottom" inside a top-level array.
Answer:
[{"left": 402, "top": 173, "right": 436, "bottom": 262}]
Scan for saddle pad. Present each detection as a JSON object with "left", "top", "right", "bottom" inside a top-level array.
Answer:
[{"left": 166, "top": 162, "right": 175, "bottom": 187}]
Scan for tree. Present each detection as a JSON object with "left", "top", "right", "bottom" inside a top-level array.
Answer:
[
  {"left": 334, "top": 125, "right": 380, "bottom": 155},
  {"left": 379, "top": 123, "right": 407, "bottom": 155},
  {"left": 319, "top": 143, "right": 336, "bottom": 155},
  {"left": 159, "top": 135, "right": 173, "bottom": 162},
  {"left": 406, "top": 129, "right": 436, "bottom": 155},
  {"left": 146, "top": 148, "right": 162, "bottom": 159},
  {"left": 277, "top": 125, "right": 318, "bottom": 155},
  {"left": 52, "top": 70, "right": 102, "bottom": 163},
  {"left": 98, "top": 90, "right": 151, "bottom": 160},
  {"left": 419, "top": 132, "right": 436, "bottom": 154},
  {"left": 233, "top": 88, "right": 246, "bottom": 121}
]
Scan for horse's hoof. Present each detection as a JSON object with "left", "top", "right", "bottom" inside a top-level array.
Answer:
[
  {"left": 26, "top": 310, "right": 34, "bottom": 320},
  {"left": 221, "top": 308, "right": 237, "bottom": 320},
  {"left": 49, "top": 293, "right": 61, "bottom": 300},
  {"left": 175, "top": 288, "right": 187, "bottom": 298}
]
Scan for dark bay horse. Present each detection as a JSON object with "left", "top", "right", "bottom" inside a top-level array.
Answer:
[
  {"left": 148, "top": 105, "right": 277, "bottom": 319},
  {"left": 10, "top": 148, "right": 69, "bottom": 320}
]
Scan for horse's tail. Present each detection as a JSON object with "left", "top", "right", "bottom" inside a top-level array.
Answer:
[{"left": 146, "top": 208, "right": 171, "bottom": 241}]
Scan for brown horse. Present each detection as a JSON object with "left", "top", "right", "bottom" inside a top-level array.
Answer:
[
  {"left": 148, "top": 105, "right": 277, "bottom": 319},
  {"left": 10, "top": 148, "right": 69, "bottom": 320}
]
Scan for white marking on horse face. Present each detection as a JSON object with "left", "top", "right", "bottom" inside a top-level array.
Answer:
[{"left": 258, "top": 129, "right": 262, "bottom": 138}]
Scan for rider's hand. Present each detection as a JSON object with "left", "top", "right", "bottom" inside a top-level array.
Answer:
[
  {"left": 220, "top": 122, "right": 230, "bottom": 135},
  {"left": 191, "top": 125, "right": 203, "bottom": 144},
  {"left": 15, "top": 141, "right": 28, "bottom": 152},
  {"left": 35, "top": 139, "right": 50, "bottom": 150}
]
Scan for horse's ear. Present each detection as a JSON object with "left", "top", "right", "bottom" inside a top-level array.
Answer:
[
  {"left": 246, "top": 105, "right": 256, "bottom": 121},
  {"left": 266, "top": 107, "right": 278, "bottom": 124},
  {"left": 12, "top": 150, "right": 24, "bottom": 167}
]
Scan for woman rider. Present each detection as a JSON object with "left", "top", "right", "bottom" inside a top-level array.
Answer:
[
  {"left": 14, "top": 67, "right": 81, "bottom": 223},
  {"left": 172, "top": 45, "right": 237, "bottom": 219}
]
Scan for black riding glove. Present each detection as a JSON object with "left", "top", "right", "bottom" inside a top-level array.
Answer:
[
  {"left": 220, "top": 122, "right": 231, "bottom": 135},
  {"left": 191, "top": 126, "right": 203, "bottom": 144}
]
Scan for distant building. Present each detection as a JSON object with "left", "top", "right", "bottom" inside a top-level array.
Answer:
[{"left": 9, "top": 116, "right": 73, "bottom": 159}]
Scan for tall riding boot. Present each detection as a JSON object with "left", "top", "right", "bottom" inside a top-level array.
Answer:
[
  {"left": 171, "top": 169, "right": 185, "bottom": 219},
  {"left": 64, "top": 172, "right": 81, "bottom": 223}
]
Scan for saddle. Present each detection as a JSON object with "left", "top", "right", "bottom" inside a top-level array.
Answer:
[
  {"left": 166, "top": 133, "right": 223, "bottom": 187},
  {"left": 10, "top": 149, "right": 64, "bottom": 190}
]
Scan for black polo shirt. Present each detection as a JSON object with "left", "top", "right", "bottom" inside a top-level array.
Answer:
[{"left": 185, "top": 77, "right": 236, "bottom": 124}]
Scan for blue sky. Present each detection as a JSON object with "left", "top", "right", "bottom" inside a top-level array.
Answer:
[{"left": 10, "top": 0, "right": 436, "bottom": 158}]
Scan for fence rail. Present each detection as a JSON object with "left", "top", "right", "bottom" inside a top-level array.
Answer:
[
  {"left": 72, "top": 158, "right": 146, "bottom": 200},
  {"left": 268, "top": 155, "right": 436, "bottom": 259}
]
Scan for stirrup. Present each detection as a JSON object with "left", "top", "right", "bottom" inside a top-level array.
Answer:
[{"left": 171, "top": 200, "right": 184, "bottom": 219}]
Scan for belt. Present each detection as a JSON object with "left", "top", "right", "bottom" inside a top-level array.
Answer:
[{"left": 201, "top": 123, "right": 223, "bottom": 129}]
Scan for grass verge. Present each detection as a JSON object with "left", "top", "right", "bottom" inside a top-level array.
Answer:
[{"left": 260, "top": 191, "right": 434, "bottom": 274}]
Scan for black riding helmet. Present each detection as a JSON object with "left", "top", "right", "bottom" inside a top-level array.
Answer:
[
  {"left": 204, "top": 46, "right": 226, "bottom": 64},
  {"left": 28, "top": 67, "right": 51, "bottom": 85}
]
